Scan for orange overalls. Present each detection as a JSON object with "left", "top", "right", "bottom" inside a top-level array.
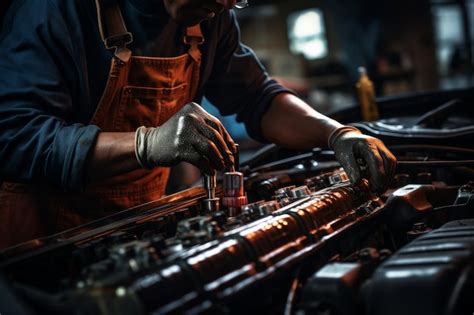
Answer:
[{"left": 0, "top": 0, "right": 203, "bottom": 248}]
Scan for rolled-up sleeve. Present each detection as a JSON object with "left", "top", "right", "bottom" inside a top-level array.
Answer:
[
  {"left": 204, "top": 11, "right": 292, "bottom": 142},
  {"left": 0, "top": 0, "right": 100, "bottom": 189}
]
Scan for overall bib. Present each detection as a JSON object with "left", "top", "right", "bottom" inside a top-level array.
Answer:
[{"left": 0, "top": 0, "right": 203, "bottom": 248}]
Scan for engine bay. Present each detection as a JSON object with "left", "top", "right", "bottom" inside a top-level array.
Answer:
[{"left": 1, "top": 88, "right": 474, "bottom": 315}]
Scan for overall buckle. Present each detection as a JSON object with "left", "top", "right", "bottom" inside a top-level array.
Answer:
[
  {"left": 104, "top": 32, "right": 133, "bottom": 63},
  {"left": 183, "top": 35, "right": 205, "bottom": 46}
]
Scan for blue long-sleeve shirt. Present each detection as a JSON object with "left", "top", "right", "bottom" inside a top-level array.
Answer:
[{"left": 0, "top": 0, "right": 289, "bottom": 189}]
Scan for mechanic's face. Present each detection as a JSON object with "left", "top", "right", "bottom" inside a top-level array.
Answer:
[{"left": 163, "top": 0, "right": 237, "bottom": 26}]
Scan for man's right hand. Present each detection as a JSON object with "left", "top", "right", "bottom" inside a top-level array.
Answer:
[{"left": 135, "top": 102, "right": 237, "bottom": 174}]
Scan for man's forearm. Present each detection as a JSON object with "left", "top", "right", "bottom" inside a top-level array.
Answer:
[
  {"left": 86, "top": 132, "right": 140, "bottom": 181},
  {"left": 261, "top": 93, "right": 343, "bottom": 149}
]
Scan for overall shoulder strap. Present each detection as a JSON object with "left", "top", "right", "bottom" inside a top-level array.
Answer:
[
  {"left": 95, "top": 0, "right": 133, "bottom": 63},
  {"left": 184, "top": 24, "right": 204, "bottom": 62}
]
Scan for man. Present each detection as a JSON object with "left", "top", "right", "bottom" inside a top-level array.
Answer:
[{"left": 0, "top": 0, "right": 396, "bottom": 248}]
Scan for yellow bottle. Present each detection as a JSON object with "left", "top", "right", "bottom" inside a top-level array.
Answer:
[{"left": 356, "top": 67, "right": 379, "bottom": 121}]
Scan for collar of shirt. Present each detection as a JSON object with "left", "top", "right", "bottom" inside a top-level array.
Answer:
[{"left": 121, "top": 0, "right": 184, "bottom": 57}]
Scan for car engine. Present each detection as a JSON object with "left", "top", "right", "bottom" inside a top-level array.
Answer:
[{"left": 1, "top": 88, "right": 473, "bottom": 315}]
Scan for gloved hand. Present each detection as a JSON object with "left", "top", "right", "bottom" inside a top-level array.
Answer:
[
  {"left": 329, "top": 126, "right": 396, "bottom": 194},
  {"left": 135, "top": 102, "right": 237, "bottom": 174}
]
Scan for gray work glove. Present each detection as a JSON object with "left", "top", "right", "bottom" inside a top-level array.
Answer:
[
  {"left": 135, "top": 102, "right": 237, "bottom": 174},
  {"left": 329, "top": 126, "right": 397, "bottom": 194}
]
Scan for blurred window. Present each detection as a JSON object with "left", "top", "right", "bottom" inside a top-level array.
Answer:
[
  {"left": 432, "top": 4, "right": 464, "bottom": 74},
  {"left": 287, "top": 9, "right": 328, "bottom": 60},
  {"left": 431, "top": 0, "right": 474, "bottom": 89}
]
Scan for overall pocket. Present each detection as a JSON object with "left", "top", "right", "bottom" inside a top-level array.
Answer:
[{"left": 113, "top": 83, "right": 188, "bottom": 131}]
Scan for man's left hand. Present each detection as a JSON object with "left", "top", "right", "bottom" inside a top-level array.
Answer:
[{"left": 329, "top": 126, "right": 397, "bottom": 194}]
